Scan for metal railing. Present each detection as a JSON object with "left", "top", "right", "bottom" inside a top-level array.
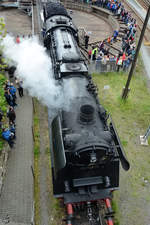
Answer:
[{"left": 88, "top": 60, "right": 130, "bottom": 73}]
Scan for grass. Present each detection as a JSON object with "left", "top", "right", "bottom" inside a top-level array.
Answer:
[
  {"left": 93, "top": 69, "right": 150, "bottom": 143},
  {"left": 33, "top": 99, "right": 40, "bottom": 225},
  {"left": 33, "top": 99, "right": 65, "bottom": 225},
  {"left": 34, "top": 115, "right": 40, "bottom": 156},
  {"left": 92, "top": 57, "right": 150, "bottom": 224},
  {"left": 33, "top": 99, "right": 40, "bottom": 157},
  {"left": 112, "top": 198, "right": 120, "bottom": 225}
]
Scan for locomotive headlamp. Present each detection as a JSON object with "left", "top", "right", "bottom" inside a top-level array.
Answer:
[{"left": 90, "top": 152, "right": 97, "bottom": 163}]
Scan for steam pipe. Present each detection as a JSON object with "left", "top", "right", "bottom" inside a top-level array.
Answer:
[
  {"left": 105, "top": 198, "right": 113, "bottom": 214},
  {"left": 107, "top": 218, "right": 114, "bottom": 225},
  {"left": 66, "top": 203, "right": 73, "bottom": 225},
  {"left": 105, "top": 199, "right": 114, "bottom": 225}
]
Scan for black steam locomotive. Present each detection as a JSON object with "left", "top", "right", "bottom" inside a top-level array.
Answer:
[{"left": 42, "top": 2, "right": 130, "bottom": 224}]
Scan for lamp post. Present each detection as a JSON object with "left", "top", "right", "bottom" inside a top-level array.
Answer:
[{"left": 122, "top": 4, "right": 150, "bottom": 99}]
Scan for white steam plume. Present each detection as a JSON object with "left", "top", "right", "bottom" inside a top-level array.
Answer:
[{"left": 2, "top": 34, "right": 69, "bottom": 109}]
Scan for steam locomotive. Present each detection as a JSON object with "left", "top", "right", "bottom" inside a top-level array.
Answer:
[{"left": 42, "top": 2, "right": 130, "bottom": 224}]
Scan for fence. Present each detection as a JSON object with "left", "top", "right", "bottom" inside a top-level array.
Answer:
[
  {"left": 140, "top": 125, "right": 150, "bottom": 146},
  {"left": 88, "top": 60, "right": 130, "bottom": 73}
]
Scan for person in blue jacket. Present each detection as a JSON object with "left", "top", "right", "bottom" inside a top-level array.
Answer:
[
  {"left": 113, "top": 30, "right": 119, "bottom": 42},
  {"left": 2, "top": 128, "right": 14, "bottom": 148},
  {"left": 9, "top": 122, "right": 16, "bottom": 139},
  {"left": 9, "top": 83, "right": 17, "bottom": 107}
]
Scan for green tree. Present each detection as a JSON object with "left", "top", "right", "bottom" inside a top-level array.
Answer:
[
  {"left": 0, "top": 17, "right": 6, "bottom": 41},
  {"left": 0, "top": 17, "right": 7, "bottom": 72}
]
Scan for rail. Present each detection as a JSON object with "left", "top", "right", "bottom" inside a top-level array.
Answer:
[
  {"left": 140, "top": 0, "right": 150, "bottom": 9},
  {"left": 31, "top": 3, "right": 34, "bottom": 36},
  {"left": 31, "top": 0, "right": 43, "bottom": 39},
  {"left": 125, "top": 0, "right": 150, "bottom": 42}
]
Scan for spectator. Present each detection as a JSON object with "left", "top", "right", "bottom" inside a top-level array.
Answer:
[
  {"left": 4, "top": 89, "right": 14, "bottom": 106},
  {"left": 18, "top": 80, "right": 24, "bottom": 97},
  {"left": 104, "top": 47, "right": 110, "bottom": 56},
  {"left": 113, "top": 30, "right": 119, "bottom": 42},
  {"left": 9, "top": 122, "right": 16, "bottom": 139},
  {"left": 88, "top": 48, "right": 92, "bottom": 60},
  {"left": 131, "top": 47, "right": 136, "bottom": 60},
  {"left": 16, "top": 35, "right": 20, "bottom": 44},
  {"left": 15, "top": 78, "right": 23, "bottom": 96},
  {"left": 2, "top": 128, "right": 14, "bottom": 148},
  {"left": 99, "top": 41, "right": 104, "bottom": 51},
  {"left": 123, "top": 56, "right": 132, "bottom": 71},
  {"left": 107, "top": 36, "right": 111, "bottom": 44},
  {"left": 122, "top": 52, "right": 126, "bottom": 61},
  {"left": 92, "top": 46, "right": 98, "bottom": 61},
  {"left": 99, "top": 50, "right": 104, "bottom": 58},
  {"left": 9, "top": 83, "right": 17, "bottom": 106},
  {"left": 7, "top": 106, "right": 16, "bottom": 125},
  {"left": 117, "top": 56, "right": 123, "bottom": 72},
  {"left": 4, "top": 80, "right": 10, "bottom": 91},
  {"left": 84, "top": 33, "right": 90, "bottom": 49}
]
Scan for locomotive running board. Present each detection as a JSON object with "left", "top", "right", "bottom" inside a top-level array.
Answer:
[{"left": 63, "top": 189, "right": 112, "bottom": 204}]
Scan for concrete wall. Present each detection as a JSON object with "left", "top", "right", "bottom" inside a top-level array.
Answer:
[
  {"left": 66, "top": 2, "right": 92, "bottom": 13},
  {"left": 0, "top": 148, "right": 9, "bottom": 195}
]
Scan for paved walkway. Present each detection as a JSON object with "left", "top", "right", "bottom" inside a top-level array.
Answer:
[
  {"left": 71, "top": 9, "right": 113, "bottom": 43},
  {"left": 0, "top": 7, "right": 33, "bottom": 225},
  {"left": 0, "top": 91, "right": 34, "bottom": 225}
]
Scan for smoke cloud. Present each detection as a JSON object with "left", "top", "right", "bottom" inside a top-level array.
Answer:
[{"left": 2, "top": 34, "right": 74, "bottom": 110}]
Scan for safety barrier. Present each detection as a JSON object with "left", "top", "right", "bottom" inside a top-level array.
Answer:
[
  {"left": 88, "top": 60, "right": 130, "bottom": 73},
  {"left": 140, "top": 125, "right": 150, "bottom": 146}
]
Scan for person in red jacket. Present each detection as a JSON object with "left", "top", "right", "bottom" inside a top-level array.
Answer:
[
  {"left": 16, "top": 35, "right": 20, "bottom": 44},
  {"left": 88, "top": 49, "right": 92, "bottom": 60}
]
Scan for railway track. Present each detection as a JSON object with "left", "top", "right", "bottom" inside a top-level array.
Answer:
[
  {"left": 137, "top": 0, "right": 150, "bottom": 10},
  {"left": 124, "top": 0, "right": 150, "bottom": 42},
  {"left": 64, "top": 200, "right": 114, "bottom": 225},
  {"left": 31, "top": 0, "right": 44, "bottom": 38}
]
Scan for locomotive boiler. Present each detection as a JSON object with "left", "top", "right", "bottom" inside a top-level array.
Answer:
[{"left": 42, "top": 2, "right": 130, "bottom": 224}]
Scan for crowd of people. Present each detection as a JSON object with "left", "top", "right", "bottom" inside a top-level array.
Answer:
[
  {"left": 84, "top": 0, "right": 137, "bottom": 72},
  {"left": 0, "top": 78, "right": 24, "bottom": 148},
  {"left": 0, "top": 35, "right": 24, "bottom": 148}
]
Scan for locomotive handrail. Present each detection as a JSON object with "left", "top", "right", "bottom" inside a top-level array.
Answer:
[
  {"left": 109, "top": 118, "right": 130, "bottom": 171},
  {"left": 75, "top": 143, "right": 110, "bottom": 154}
]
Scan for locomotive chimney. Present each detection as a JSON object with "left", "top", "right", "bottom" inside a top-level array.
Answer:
[{"left": 80, "top": 104, "right": 94, "bottom": 123}]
